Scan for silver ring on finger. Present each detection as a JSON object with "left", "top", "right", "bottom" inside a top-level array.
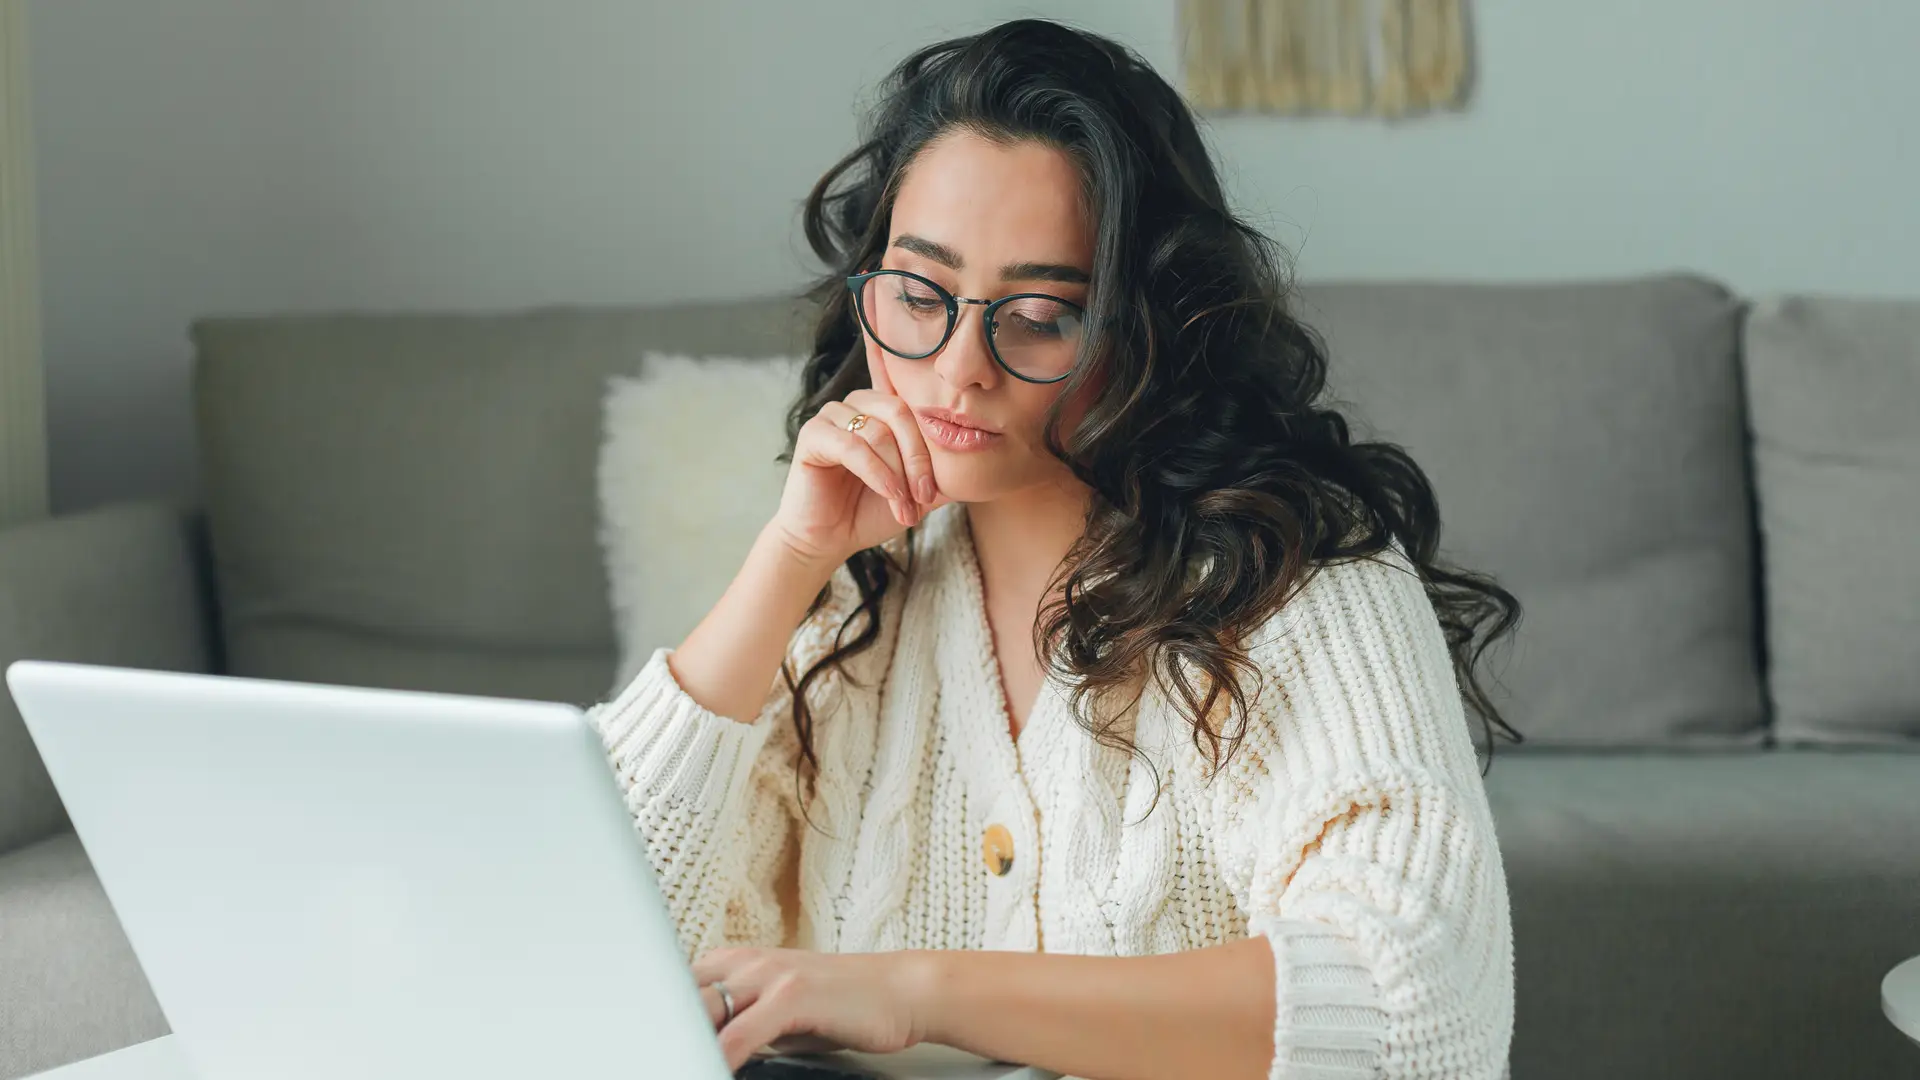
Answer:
[
  {"left": 713, "top": 980, "right": 736, "bottom": 1027},
  {"left": 845, "top": 413, "right": 870, "bottom": 434}
]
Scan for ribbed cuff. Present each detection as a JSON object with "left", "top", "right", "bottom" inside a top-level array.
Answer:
[
  {"left": 588, "top": 647, "right": 780, "bottom": 812},
  {"left": 1250, "top": 915, "right": 1387, "bottom": 1080}
]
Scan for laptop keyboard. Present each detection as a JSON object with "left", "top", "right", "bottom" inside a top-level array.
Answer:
[{"left": 735, "top": 1057, "right": 888, "bottom": 1079}]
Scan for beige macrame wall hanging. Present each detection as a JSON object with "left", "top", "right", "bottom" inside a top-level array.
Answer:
[{"left": 1181, "top": 0, "right": 1472, "bottom": 117}]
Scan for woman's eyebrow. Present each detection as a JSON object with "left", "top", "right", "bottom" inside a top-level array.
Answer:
[
  {"left": 892, "top": 234, "right": 1091, "bottom": 286},
  {"left": 891, "top": 234, "right": 963, "bottom": 268},
  {"left": 999, "top": 261, "right": 1091, "bottom": 286}
]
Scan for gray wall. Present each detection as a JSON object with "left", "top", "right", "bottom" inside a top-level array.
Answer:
[{"left": 30, "top": 0, "right": 1920, "bottom": 512}]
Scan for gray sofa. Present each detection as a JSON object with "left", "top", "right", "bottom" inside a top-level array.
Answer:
[{"left": 3, "top": 276, "right": 1917, "bottom": 1079}]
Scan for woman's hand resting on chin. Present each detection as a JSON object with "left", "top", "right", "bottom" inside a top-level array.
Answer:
[{"left": 769, "top": 388, "right": 950, "bottom": 569}]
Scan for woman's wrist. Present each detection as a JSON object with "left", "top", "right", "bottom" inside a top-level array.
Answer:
[
  {"left": 756, "top": 517, "right": 853, "bottom": 587},
  {"left": 891, "top": 949, "right": 956, "bottom": 1049}
]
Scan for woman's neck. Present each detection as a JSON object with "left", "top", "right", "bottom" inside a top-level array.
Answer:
[{"left": 965, "top": 475, "right": 1092, "bottom": 609}]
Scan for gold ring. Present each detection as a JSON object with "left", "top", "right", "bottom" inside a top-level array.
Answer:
[{"left": 845, "top": 413, "right": 870, "bottom": 433}]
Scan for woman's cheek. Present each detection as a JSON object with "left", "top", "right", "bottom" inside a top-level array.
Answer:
[{"left": 1043, "top": 380, "right": 1097, "bottom": 450}]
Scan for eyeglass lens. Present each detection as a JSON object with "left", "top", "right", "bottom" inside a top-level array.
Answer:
[{"left": 859, "top": 271, "right": 1083, "bottom": 382}]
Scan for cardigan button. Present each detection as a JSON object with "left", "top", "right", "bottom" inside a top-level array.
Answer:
[{"left": 982, "top": 823, "right": 1015, "bottom": 876}]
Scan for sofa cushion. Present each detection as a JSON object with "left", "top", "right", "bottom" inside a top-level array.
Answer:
[
  {"left": 1295, "top": 275, "right": 1766, "bottom": 749},
  {"left": 0, "top": 501, "right": 214, "bottom": 856},
  {"left": 1484, "top": 749, "right": 1920, "bottom": 1079},
  {"left": 0, "top": 830, "right": 168, "bottom": 1079},
  {"left": 191, "top": 297, "right": 813, "bottom": 705},
  {"left": 597, "top": 354, "right": 804, "bottom": 695},
  {"left": 1743, "top": 296, "right": 1920, "bottom": 746}
]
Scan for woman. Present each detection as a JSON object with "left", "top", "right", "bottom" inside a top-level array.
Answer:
[{"left": 591, "top": 18, "right": 1520, "bottom": 1080}]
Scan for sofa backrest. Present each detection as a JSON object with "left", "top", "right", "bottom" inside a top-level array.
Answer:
[
  {"left": 192, "top": 297, "right": 812, "bottom": 707},
  {"left": 0, "top": 501, "right": 215, "bottom": 854},
  {"left": 1298, "top": 275, "right": 1766, "bottom": 749},
  {"left": 190, "top": 276, "right": 1772, "bottom": 749},
  {"left": 1742, "top": 295, "right": 1920, "bottom": 747}
]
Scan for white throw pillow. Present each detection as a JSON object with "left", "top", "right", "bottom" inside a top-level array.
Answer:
[{"left": 596, "top": 352, "right": 805, "bottom": 693}]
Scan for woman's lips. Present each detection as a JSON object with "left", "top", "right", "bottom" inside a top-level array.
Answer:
[{"left": 916, "top": 411, "right": 1002, "bottom": 452}]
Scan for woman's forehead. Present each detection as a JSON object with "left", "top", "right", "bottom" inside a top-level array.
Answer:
[{"left": 891, "top": 131, "right": 1094, "bottom": 274}]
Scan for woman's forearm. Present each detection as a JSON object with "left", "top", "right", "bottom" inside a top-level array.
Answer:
[
  {"left": 907, "top": 938, "right": 1277, "bottom": 1080},
  {"left": 668, "top": 522, "right": 840, "bottom": 722}
]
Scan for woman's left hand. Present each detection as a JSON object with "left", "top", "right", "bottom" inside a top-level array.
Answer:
[{"left": 691, "top": 946, "right": 934, "bottom": 1071}]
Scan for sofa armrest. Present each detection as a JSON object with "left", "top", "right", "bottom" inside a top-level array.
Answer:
[{"left": 0, "top": 500, "right": 216, "bottom": 855}]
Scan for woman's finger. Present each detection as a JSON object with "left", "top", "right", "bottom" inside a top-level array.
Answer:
[
  {"left": 718, "top": 993, "right": 799, "bottom": 1073},
  {"left": 690, "top": 948, "right": 805, "bottom": 1071},
  {"left": 699, "top": 980, "right": 762, "bottom": 1031},
  {"left": 687, "top": 948, "right": 743, "bottom": 986},
  {"left": 865, "top": 336, "right": 899, "bottom": 399},
  {"left": 812, "top": 404, "right": 912, "bottom": 525},
  {"left": 846, "top": 390, "right": 939, "bottom": 508},
  {"left": 765, "top": 1033, "right": 846, "bottom": 1057},
  {"left": 809, "top": 419, "right": 910, "bottom": 514},
  {"left": 846, "top": 412, "right": 916, "bottom": 527},
  {"left": 698, "top": 983, "right": 727, "bottom": 1029},
  {"left": 690, "top": 950, "right": 768, "bottom": 1033}
]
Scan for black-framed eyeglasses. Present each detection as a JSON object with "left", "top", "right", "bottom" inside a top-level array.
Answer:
[{"left": 846, "top": 269, "right": 1086, "bottom": 384}]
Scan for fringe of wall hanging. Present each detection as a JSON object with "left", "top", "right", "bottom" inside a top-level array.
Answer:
[{"left": 1181, "top": 0, "right": 1470, "bottom": 117}]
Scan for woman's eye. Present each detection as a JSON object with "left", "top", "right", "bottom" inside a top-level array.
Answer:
[
  {"left": 1009, "top": 313, "right": 1062, "bottom": 337},
  {"left": 998, "top": 299, "right": 1080, "bottom": 339},
  {"left": 893, "top": 289, "right": 944, "bottom": 313}
]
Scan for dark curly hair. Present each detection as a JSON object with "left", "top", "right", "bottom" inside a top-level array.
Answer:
[{"left": 781, "top": 18, "right": 1523, "bottom": 785}]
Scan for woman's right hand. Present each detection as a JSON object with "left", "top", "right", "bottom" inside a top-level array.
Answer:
[{"left": 770, "top": 390, "right": 948, "bottom": 568}]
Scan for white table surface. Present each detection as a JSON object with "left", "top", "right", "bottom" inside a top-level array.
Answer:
[
  {"left": 27, "top": 1040, "right": 192, "bottom": 1080},
  {"left": 1887, "top": 954, "right": 1920, "bottom": 1047},
  {"left": 44, "top": 964, "right": 1920, "bottom": 1078},
  {"left": 28, "top": 1036, "right": 1056, "bottom": 1080}
]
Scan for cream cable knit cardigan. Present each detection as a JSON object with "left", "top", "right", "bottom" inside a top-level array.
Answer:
[{"left": 588, "top": 504, "right": 1514, "bottom": 1080}]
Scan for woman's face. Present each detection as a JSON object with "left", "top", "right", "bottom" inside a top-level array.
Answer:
[{"left": 861, "top": 129, "right": 1097, "bottom": 505}]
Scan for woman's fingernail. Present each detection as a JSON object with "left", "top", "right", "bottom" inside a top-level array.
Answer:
[{"left": 917, "top": 476, "right": 936, "bottom": 504}]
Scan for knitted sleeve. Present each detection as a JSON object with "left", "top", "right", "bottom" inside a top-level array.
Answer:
[
  {"left": 1213, "top": 545, "right": 1515, "bottom": 1080},
  {"left": 585, "top": 559, "right": 877, "bottom": 960}
]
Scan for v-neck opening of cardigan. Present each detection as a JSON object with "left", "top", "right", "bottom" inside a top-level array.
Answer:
[{"left": 953, "top": 506, "right": 1051, "bottom": 761}]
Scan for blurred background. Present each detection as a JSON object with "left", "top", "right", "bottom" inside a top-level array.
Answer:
[{"left": 21, "top": 0, "right": 1920, "bottom": 513}]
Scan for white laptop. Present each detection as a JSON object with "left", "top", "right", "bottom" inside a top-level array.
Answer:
[{"left": 7, "top": 661, "right": 1053, "bottom": 1080}]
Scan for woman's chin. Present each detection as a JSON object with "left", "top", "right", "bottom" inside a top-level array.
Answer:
[{"left": 927, "top": 457, "right": 1013, "bottom": 505}]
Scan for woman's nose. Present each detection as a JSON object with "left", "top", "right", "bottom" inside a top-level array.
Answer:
[{"left": 933, "top": 304, "right": 1000, "bottom": 391}]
